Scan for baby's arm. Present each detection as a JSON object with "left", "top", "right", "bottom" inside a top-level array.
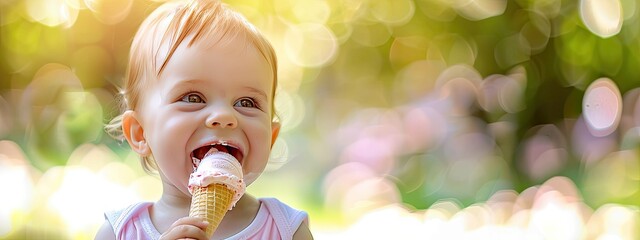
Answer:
[
  {"left": 94, "top": 220, "right": 116, "bottom": 240},
  {"left": 292, "top": 220, "right": 314, "bottom": 240}
]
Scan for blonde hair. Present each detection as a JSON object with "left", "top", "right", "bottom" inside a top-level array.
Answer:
[{"left": 106, "top": 0, "right": 278, "bottom": 173}]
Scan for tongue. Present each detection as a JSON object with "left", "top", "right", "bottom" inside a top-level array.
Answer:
[{"left": 213, "top": 144, "right": 228, "bottom": 154}]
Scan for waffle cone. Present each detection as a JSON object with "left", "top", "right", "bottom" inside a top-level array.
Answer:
[{"left": 189, "top": 183, "right": 234, "bottom": 238}]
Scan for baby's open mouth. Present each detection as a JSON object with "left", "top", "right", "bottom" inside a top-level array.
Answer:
[{"left": 191, "top": 143, "right": 243, "bottom": 166}]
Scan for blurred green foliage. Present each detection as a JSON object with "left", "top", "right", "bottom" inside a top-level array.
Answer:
[{"left": 0, "top": 0, "right": 638, "bottom": 224}]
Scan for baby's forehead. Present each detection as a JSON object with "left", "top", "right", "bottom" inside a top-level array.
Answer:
[
  {"left": 147, "top": 7, "right": 248, "bottom": 69},
  {"left": 154, "top": 32, "right": 267, "bottom": 74},
  {"left": 153, "top": 33, "right": 274, "bottom": 88}
]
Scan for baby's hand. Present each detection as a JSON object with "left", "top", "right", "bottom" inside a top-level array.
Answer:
[{"left": 159, "top": 217, "right": 209, "bottom": 240}]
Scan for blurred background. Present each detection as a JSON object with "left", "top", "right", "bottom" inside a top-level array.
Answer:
[{"left": 1, "top": 0, "right": 639, "bottom": 239}]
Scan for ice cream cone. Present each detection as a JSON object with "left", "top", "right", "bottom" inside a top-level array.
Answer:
[{"left": 189, "top": 183, "right": 234, "bottom": 238}]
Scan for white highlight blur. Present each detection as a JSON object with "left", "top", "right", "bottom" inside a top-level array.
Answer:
[
  {"left": 316, "top": 176, "right": 640, "bottom": 240},
  {"left": 583, "top": 78, "right": 622, "bottom": 137},
  {"left": 0, "top": 143, "right": 162, "bottom": 237},
  {"left": 0, "top": 141, "right": 34, "bottom": 238},
  {"left": 25, "top": 0, "right": 78, "bottom": 28},
  {"left": 580, "top": 0, "right": 623, "bottom": 38},
  {"left": 84, "top": 0, "right": 133, "bottom": 25},
  {"left": 451, "top": 0, "right": 507, "bottom": 21},
  {"left": 47, "top": 144, "right": 157, "bottom": 235},
  {"left": 284, "top": 23, "right": 338, "bottom": 67},
  {"left": 370, "top": 0, "right": 415, "bottom": 26}
]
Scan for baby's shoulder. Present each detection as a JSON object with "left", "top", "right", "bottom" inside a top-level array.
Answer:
[
  {"left": 259, "top": 197, "right": 307, "bottom": 220},
  {"left": 105, "top": 202, "right": 153, "bottom": 227},
  {"left": 101, "top": 202, "right": 158, "bottom": 239},
  {"left": 256, "top": 197, "right": 310, "bottom": 237}
]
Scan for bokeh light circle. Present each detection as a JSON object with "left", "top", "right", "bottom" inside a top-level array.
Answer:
[
  {"left": 370, "top": 0, "right": 415, "bottom": 26},
  {"left": 84, "top": 0, "right": 133, "bottom": 25},
  {"left": 532, "top": 0, "right": 561, "bottom": 18},
  {"left": 26, "top": 0, "right": 78, "bottom": 27},
  {"left": 580, "top": 0, "right": 623, "bottom": 38},
  {"left": 0, "top": 141, "right": 33, "bottom": 238},
  {"left": 351, "top": 22, "right": 392, "bottom": 47},
  {"left": 274, "top": 90, "right": 305, "bottom": 133},
  {"left": 292, "top": 1, "right": 330, "bottom": 24},
  {"left": 582, "top": 78, "right": 622, "bottom": 137},
  {"left": 284, "top": 23, "right": 338, "bottom": 67},
  {"left": 267, "top": 137, "right": 289, "bottom": 171},
  {"left": 65, "top": 0, "right": 86, "bottom": 10},
  {"left": 452, "top": 0, "right": 507, "bottom": 21},
  {"left": 520, "top": 11, "right": 551, "bottom": 54}
]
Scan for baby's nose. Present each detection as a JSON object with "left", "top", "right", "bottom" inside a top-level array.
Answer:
[{"left": 205, "top": 107, "right": 237, "bottom": 128}]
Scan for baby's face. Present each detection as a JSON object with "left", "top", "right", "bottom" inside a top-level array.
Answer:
[{"left": 135, "top": 36, "right": 275, "bottom": 196}]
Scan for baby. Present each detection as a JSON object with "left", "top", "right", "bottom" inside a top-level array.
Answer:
[{"left": 96, "top": 0, "right": 312, "bottom": 239}]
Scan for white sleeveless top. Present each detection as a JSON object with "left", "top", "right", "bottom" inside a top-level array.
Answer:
[{"left": 105, "top": 198, "right": 309, "bottom": 240}]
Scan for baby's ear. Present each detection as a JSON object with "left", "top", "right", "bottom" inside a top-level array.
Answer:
[
  {"left": 270, "top": 121, "right": 281, "bottom": 148},
  {"left": 122, "top": 110, "right": 151, "bottom": 156}
]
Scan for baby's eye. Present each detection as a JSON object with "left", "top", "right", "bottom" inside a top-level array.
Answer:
[
  {"left": 180, "top": 93, "right": 205, "bottom": 103},
  {"left": 234, "top": 98, "right": 257, "bottom": 108}
]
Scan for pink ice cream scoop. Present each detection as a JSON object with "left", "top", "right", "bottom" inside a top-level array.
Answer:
[
  {"left": 188, "top": 147, "right": 246, "bottom": 238},
  {"left": 188, "top": 148, "right": 246, "bottom": 208}
]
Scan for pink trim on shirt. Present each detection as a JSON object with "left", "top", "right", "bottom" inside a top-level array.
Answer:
[{"left": 104, "top": 198, "right": 309, "bottom": 240}]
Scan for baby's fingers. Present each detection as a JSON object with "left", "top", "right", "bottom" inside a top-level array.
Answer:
[
  {"left": 161, "top": 226, "right": 208, "bottom": 240},
  {"left": 171, "top": 217, "right": 209, "bottom": 230},
  {"left": 159, "top": 217, "right": 209, "bottom": 240}
]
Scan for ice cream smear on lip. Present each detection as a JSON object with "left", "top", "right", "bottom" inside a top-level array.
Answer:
[{"left": 189, "top": 147, "right": 246, "bottom": 209}]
